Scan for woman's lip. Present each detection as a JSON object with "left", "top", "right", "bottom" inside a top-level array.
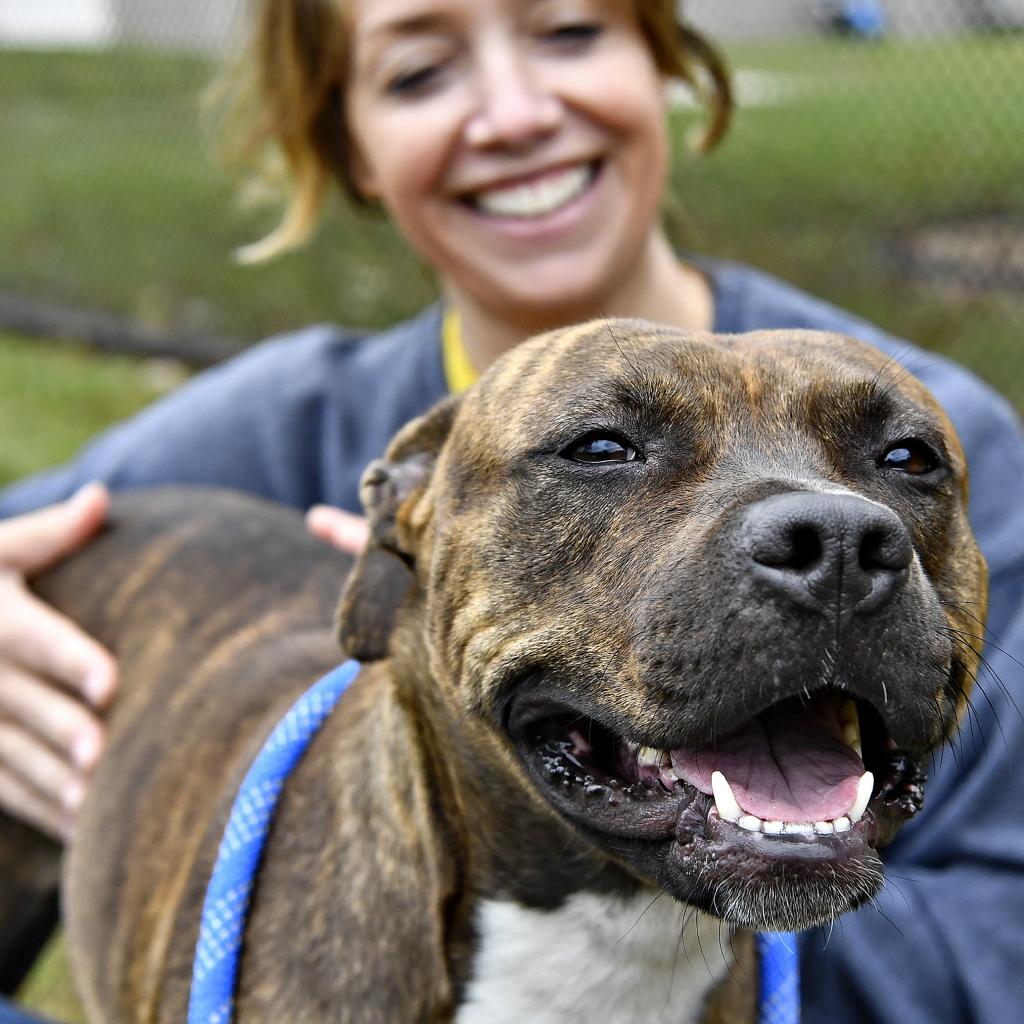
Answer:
[{"left": 457, "top": 158, "right": 601, "bottom": 202}]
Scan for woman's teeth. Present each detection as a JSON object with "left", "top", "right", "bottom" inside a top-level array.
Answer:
[{"left": 472, "top": 163, "right": 593, "bottom": 219}]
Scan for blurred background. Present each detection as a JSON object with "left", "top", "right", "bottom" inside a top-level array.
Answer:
[{"left": 1, "top": 0, "right": 1023, "bottom": 1018}]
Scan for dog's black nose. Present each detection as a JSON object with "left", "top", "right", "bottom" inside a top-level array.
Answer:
[{"left": 741, "top": 491, "right": 913, "bottom": 618}]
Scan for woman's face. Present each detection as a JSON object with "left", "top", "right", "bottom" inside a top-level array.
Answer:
[{"left": 346, "top": 0, "right": 670, "bottom": 320}]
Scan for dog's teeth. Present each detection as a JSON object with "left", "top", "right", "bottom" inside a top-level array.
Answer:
[
  {"left": 833, "top": 816, "right": 852, "bottom": 832},
  {"left": 843, "top": 726, "right": 862, "bottom": 757},
  {"left": 738, "top": 814, "right": 763, "bottom": 832},
  {"left": 848, "top": 771, "right": 874, "bottom": 823},
  {"left": 782, "top": 822, "right": 815, "bottom": 836},
  {"left": 763, "top": 820, "right": 785, "bottom": 835},
  {"left": 840, "top": 699, "right": 863, "bottom": 756},
  {"left": 636, "top": 745, "right": 662, "bottom": 767},
  {"left": 813, "top": 820, "right": 835, "bottom": 835},
  {"left": 711, "top": 771, "right": 742, "bottom": 823}
]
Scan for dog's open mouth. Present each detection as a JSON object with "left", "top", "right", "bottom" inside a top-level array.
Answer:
[{"left": 510, "top": 687, "right": 929, "bottom": 927}]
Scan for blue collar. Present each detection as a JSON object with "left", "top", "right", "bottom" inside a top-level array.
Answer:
[{"left": 187, "top": 659, "right": 799, "bottom": 1023}]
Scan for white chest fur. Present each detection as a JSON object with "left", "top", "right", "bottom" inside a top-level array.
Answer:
[{"left": 455, "top": 890, "right": 733, "bottom": 1024}]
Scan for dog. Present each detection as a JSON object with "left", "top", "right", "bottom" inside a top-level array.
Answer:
[{"left": 3, "top": 321, "right": 986, "bottom": 1022}]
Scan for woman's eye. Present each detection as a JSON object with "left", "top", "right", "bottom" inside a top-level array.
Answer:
[
  {"left": 386, "top": 64, "right": 443, "bottom": 97},
  {"left": 542, "top": 22, "right": 603, "bottom": 47},
  {"left": 879, "top": 440, "right": 941, "bottom": 476},
  {"left": 562, "top": 432, "right": 639, "bottom": 464}
]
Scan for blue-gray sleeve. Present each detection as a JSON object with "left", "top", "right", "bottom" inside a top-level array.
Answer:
[
  {"left": 0, "top": 326, "right": 353, "bottom": 517},
  {"left": 0, "top": 315, "right": 447, "bottom": 519}
]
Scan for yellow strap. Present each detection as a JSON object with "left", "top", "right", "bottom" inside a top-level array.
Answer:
[{"left": 442, "top": 307, "right": 479, "bottom": 394}]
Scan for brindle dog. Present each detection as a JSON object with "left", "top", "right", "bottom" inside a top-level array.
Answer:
[{"left": 1, "top": 322, "right": 986, "bottom": 1023}]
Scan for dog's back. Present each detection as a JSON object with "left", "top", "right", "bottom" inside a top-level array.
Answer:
[{"left": 25, "top": 488, "right": 351, "bottom": 1022}]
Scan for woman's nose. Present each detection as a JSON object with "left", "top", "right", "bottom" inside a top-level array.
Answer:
[{"left": 465, "top": 50, "right": 562, "bottom": 149}]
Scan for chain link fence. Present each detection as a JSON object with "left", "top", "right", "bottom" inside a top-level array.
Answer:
[{"left": 1, "top": 0, "right": 1022, "bottom": 405}]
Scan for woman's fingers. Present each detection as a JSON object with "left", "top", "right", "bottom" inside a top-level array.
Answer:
[
  {"left": 0, "top": 572, "right": 117, "bottom": 708},
  {"left": 306, "top": 505, "right": 370, "bottom": 554},
  {"left": 0, "top": 662, "right": 104, "bottom": 770},
  {"left": 2, "top": 482, "right": 110, "bottom": 577},
  {"left": 0, "top": 765, "right": 70, "bottom": 841},
  {"left": 0, "top": 724, "right": 84, "bottom": 841}
]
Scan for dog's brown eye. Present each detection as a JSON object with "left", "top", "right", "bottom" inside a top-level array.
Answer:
[
  {"left": 564, "top": 432, "right": 638, "bottom": 464},
  {"left": 880, "top": 440, "right": 940, "bottom": 475}
]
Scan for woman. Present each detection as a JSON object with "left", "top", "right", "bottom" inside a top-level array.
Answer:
[{"left": 2, "top": 2, "right": 1023, "bottom": 1022}]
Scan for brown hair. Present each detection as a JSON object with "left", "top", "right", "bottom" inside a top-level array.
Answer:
[{"left": 214, "top": 0, "right": 733, "bottom": 262}]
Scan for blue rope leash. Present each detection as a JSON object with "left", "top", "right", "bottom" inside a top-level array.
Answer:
[
  {"left": 757, "top": 931, "right": 801, "bottom": 1024},
  {"left": 187, "top": 659, "right": 360, "bottom": 1024},
  {"left": 186, "top": 657, "right": 799, "bottom": 1023}
]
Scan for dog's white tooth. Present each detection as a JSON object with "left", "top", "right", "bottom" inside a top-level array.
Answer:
[
  {"left": 839, "top": 698, "right": 858, "bottom": 728},
  {"left": 833, "top": 816, "right": 852, "bottom": 833},
  {"left": 711, "top": 771, "right": 742, "bottom": 823},
  {"left": 782, "top": 822, "right": 815, "bottom": 836},
  {"left": 843, "top": 724, "right": 863, "bottom": 757},
  {"left": 763, "top": 820, "right": 786, "bottom": 835},
  {"left": 848, "top": 771, "right": 874, "bottom": 823},
  {"left": 738, "top": 815, "right": 763, "bottom": 832},
  {"left": 636, "top": 745, "right": 661, "bottom": 767},
  {"left": 813, "top": 820, "right": 835, "bottom": 835},
  {"left": 839, "top": 699, "right": 863, "bottom": 756}
]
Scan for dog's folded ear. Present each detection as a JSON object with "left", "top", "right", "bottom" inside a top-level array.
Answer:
[{"left": 337, "top": 396, "right": 460, "bottom": 661}]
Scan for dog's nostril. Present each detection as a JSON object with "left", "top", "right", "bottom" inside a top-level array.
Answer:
[
  {"left": 859, "top": 527, "right": 913, "bottom": 573},
  {"left": 749, "top": 522, "right": 822, "bottom": 572},
  {"left": 787, "top": 526, "right": 822, "bottom": 571}
]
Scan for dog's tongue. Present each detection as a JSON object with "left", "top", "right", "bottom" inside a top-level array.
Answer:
[{"left": 671, "top": 700, "right": 864, "bottom": 822}]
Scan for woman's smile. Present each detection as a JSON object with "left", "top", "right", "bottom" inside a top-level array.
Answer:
[{"left": 462, "top": 159, "right": 600, "bottom": 220}]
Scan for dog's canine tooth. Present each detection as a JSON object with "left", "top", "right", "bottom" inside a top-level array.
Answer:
[
  {"left": 848, "top": 771, "right": 874, "bottom": 823},
  {"left": 636, "top": 745, "right": 662, "bottom": 767},
  {"left": 711, "top": 771, "right": 742, "bottom": 823},
  {"left": 839, "top": 698, "right": 863, "bottom": 756},
  {"left": 738, "top": 815, "right": 763, "bottom": 832}
]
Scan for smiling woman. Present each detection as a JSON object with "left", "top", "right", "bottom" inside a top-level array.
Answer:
[{"left": 225, "top": 0, "right": 730, "bottom": 363}]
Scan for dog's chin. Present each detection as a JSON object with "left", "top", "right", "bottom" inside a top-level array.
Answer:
[{"left": 508, "top": 686, "right": 934, "bottom": 932}]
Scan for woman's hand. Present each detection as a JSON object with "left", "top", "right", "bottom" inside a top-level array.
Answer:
[
  {"left": 305, "top": 504, "right": 369, "bottom": 555},
  {"left": 0, "top": 483, "right": 117, "bottom": 840}
]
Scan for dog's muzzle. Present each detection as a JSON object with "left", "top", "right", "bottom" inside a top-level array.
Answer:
[{"left": 504, "top": 489, "right": 960, "bottom": 932}]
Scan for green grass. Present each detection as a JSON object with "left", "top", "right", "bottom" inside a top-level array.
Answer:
[
  {"left": 0, "top": 331, "right": 181, "bottom": 487},
  {"left": 18, "top": 935, "right": 84, "bottom": 1024},
  {"left": 676, "top": 38, "right": 1024, "bottom": 395}
]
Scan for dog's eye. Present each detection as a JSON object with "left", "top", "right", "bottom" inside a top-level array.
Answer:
[
  {"left": 879, "top": 439, "right": 941, "bottom": 475},
  {"left": 563, "top": 432, "right": 639, "bottom": 464}
]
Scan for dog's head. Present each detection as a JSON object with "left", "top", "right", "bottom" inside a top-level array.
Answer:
[{"left": 339, "top": 321, "right": 986, "bottom": 932}]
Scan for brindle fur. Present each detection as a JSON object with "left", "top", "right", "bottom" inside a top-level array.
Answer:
[{"left": 0, "top": 322, "right": 986, "bottom": 1022}]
